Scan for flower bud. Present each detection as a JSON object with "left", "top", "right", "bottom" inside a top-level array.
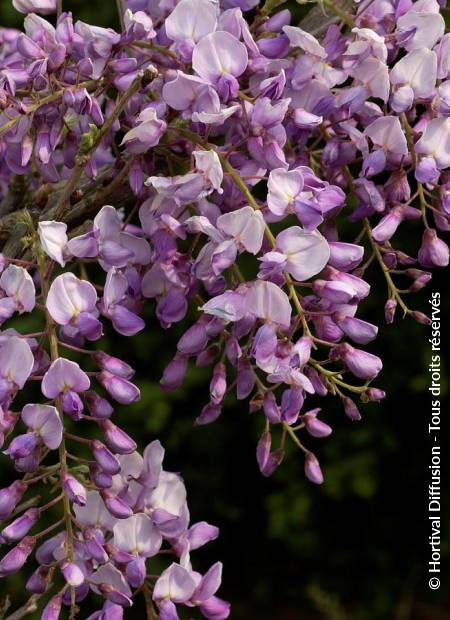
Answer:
[
  {"left": 342, "top": 396, "right": 362, "bottom": 421},
  {"left": 384, "top": 298, "right": 397, "bottom": 324},
  {"left": 302, "top": 409, "right": 332, "bottom": 438},
  {"left": 62, "top": 390, "right": 84, "bottom": 420},
  {"left": 4, "top": 432, "right": 37, "bottom": 460},
  {"left": 304, "top": 452, "right": 324, "bottom": 485},
  {"left": 0, "top": 481, "right": 27, "bottom": 520},
  {"left": 256, "top": 430, "right": 284, "bottom": 477},
  {"left": 382, "top": 252, "right": 397, "bottom": 269},
  {"left": 371, "top": 209, "right": 403, "bottom": 242},
  {"left": 280, "top": 388, "right": 304, "bottom": 425},
  {"left": 304, "top": 367, "right": 328, "bottom": 396},
  {"left": 332, "top": 343, "right": 382, "bottom": 380},
  {"left": 26, "top": 565, "right": 52, "bottom": 594},
  {"left": 101, "top": 491, "right": 133, "bottom": 519},
  {"left": 93, "top": 352, "right": 134, "bottom": 379},
  {"left": 84, "top": 528, "right": 108, "bottom": 564},
  {"left": 263, "top": 391, "right": 281, "bottom": 424},
  {"left": 1, "top": 508, "right": 39, "bottom": 543},
  {"left": 100, "top": 420, "right": 137, "bottom": 455},
  {"left": 225, "top": 337, "right": 242, "bottom": 366},
  {"left": 91, "top": 440, "right": 121, "bottom": 475},
  {"left": 196, "top": 345, "right": 219, "bottom": 368},
  {"left": 404, "top": 269, "right": 432, "bottom": 292},
  {"left": 411, "top": 311, "right": 432, "bottom": 325},
  {"left": 90, "top": 465, "right": 113, "bottom": 489},
  {"left": 177, "top": 323, "right": 208, "bottom": 356},
  {"left": 313, "top": 279, "right": 356, "bottom": 304},
  {"left": 77, "top": 312, "right": 103, "bottom": 341},
  {"left": 0, "top": 536, "right": 35, "bottom": 576},
  {"left": 61, "top": 560, "right": 85, "bottom": 587},
  {"left": 98, "top": 584, "right": 132, "bottom": 607},
  {"left": 236, "top": 359, "right": 255, "bottom": 400},
  {"left": 364, "top": 388, "right": 386, "bottom": 402},
  {"left": 210, "top": 363, "right": 227, "bottom": 405},
  {"left": 86, "top": 391, "right": 114, "bottom": 419},
  {"left": 194, "top": 403, "right": 222, "bottom": 426},
  {"left": 160, "top": 354, "right": 188, "bottom": 392},
  {"left": 98, "top": 371, "right": 140, "bottom": 405},
  {"left": 328, "top": 241, "right": 364, "bottom": 272},
  {"left": 126, "top": 556, "right": 146, "bottom": 588},
  {"left": 62, "top": 473, "right": 87, "bottom": 506},
  {"left": 418, "top": 229, "right": 449, "bottom": 268},
  {"left": 41, "top": 595, "right": 62, "bottom": 620}
]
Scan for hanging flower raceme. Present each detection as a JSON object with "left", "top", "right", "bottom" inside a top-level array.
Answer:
[{"left": 0, "top": 0, "right": 450, "bottom": 615}]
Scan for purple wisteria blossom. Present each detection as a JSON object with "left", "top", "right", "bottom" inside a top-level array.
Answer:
[{"left": 0, "top": 0, "right": 449, "bottom": 615}]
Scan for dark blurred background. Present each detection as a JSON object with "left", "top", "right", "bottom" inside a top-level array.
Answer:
[{"left": 0, "top": 1, "right": 449, "bottom": 618}]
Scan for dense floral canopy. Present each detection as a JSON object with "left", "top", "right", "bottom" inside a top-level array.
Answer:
[{"left": 0, "top": 0, "right": 448, "bottom": 617}]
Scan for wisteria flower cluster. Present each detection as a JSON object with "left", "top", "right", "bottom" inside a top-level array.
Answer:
[{"left": 0, "top": 0, "right": 449, "bottom": 616}]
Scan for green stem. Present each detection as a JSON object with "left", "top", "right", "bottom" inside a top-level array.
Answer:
[
  {"left": 283, "top": 423, "right": 308, "bottom": 453},
  {"left": 363, "top": 218, "right": 410, "bottom": 317},
  {"left": 54, "top": 72, "right": 153, "bottom": 219},
  {"left": 37, "top": 253, "right": 76, "bottom": 607},
  {"left": 322, "top": 0, "right": 355, "bottom": 28},
  {"left": 0, "top": 81, "right": 98, "bottom": 139}
]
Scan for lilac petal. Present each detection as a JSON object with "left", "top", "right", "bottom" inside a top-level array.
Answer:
[
  {"left": 42, "top": 358, "right": 90, "bottom": 398},
  {"left": 276, "top": 226, "right": 330, "bottom": 281},
  {"left": 110, "top": 305, "right": 145, "bottom": 336},
  {"left": 364, "top": 116, "right": 408, "bottom": 156},
  {"left": 12, "top": 0, "right": 56, "bottom": 14},
  {"left": 415, "top": 117, "right": 450, "bottom": 169},
  {"left": 217, "top": 206, "right": 265, "bottom": 255},
  {"left": 153, "top": 563, "right": 196, "bottom": 604},
  {"left": 0, "top": 337, "right": 34, "bottom": 388},
  {"left": 41, "top": 595, "right": 62, "bottom": 620},
  {"left": 74, "top": 490, "right": 117, "bottom": 531},
  {"left": 67, "top": 232, "right": 99, "bottom": 258},
  {"left": 201, "top": 291, "right": 246, "bottom": 323},
  {"left": 98, "top": 371, "right": 140, "bottom": 404},
  {"left": 187, "top": 522, "right": 219, "bottom": 550},
  {"left": 4, "top": 433, "right": 38, "bottom": 460},
  {"left": 194, "top": 562, "right": 222, "bottom": 602},
  {"left": 0, "top": 265, "right": 36, "bottom": 313},
  {"left": 267, "top": 168, "right": 303, "bottom": 216},
  {"left": 304, "top": 452, "right": 324, "bottom": 484},
  {"left": 21, "top": 404, "right": 62, "bottom": 449},
  {"left": 62, "top": 390, "right": 84, "bottom": 420},
  {"left": 194, "top": 150, "right": 223, "bottom": 193},
  {"left": 245, "top": 280, "right": 291, "bottom": 328},
  {"left": 113, "top": 513, "right": 162, "bottom": 557},
  {"left": 61, "top": 561, "right": 85, "bottom": 587},
  {"left": 158, "top": 600, "right": 179, "bottom": 620},
  {"left": 162, "top": 72, "right": 211, "bottom": 111},
  {"left": 141, "top": 439, "right": 164, "bottom": 488},
  {"left": 47, "top": 273, "right": 97, "bottom": 325},
  {"left": 126, "top": 556, "right": 147, "bottom": 589},
  {"left": 77, "top": 312, "right": 103, "bottom": 341},
  {"left": 335, "top": 316, "right": 378, "bottom": 344},
  {"left": 90, "top": 563, "right": 132, "bottom": 602},
  {"left": 192, "top": 31, "right": 248, "bottom": 83},
  {"left": 38, "top": 221, "right": 68, "bottom": 267},
  {"left": 199, "top": 596, "right": 231, "bottom": 620},
  {"left": 166, "top": 0, "right": 217, "bottom": 44}
]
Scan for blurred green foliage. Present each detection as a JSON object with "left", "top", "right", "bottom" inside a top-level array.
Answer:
[{"left": 0, "top": 1, "right": 449, "bottom": 619}]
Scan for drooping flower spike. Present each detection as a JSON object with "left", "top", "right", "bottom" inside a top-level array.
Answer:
[{"left": 0, "top": 0, "right": 449, "bottom": 615}]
